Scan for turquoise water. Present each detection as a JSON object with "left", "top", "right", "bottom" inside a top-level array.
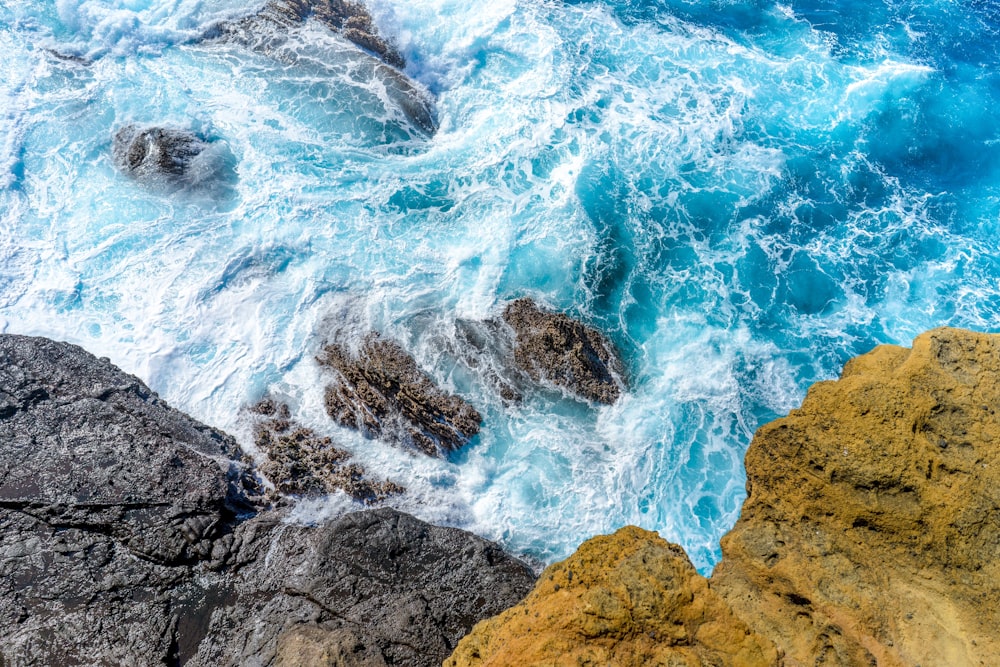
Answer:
[{"left": 2, "top": 0, "right": 999, "bottom": 572}]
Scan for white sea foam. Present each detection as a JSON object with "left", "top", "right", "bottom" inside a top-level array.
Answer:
[{"left": 0, "top": 0, "right": 993, "bottom": 573}]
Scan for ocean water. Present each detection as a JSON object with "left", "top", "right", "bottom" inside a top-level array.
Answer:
[{"left": 1, "top": 0, "right": 999, "bottom": 573}]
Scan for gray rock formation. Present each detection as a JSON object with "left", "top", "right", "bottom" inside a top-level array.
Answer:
[
  {"left": 0, "top": 335, "right": 534, "bottom": 666},
  {"left": 502, "top": 298, "right": 626, "bottom": 405},
  {"left": 319, "top": 333, "right": 483, "bottom": 457},
  {"left": 112, "top": 124, "right": 236, "bottom": 191},
  {"left": 207, "top": 0, "right": 437, "bottom": 136}
]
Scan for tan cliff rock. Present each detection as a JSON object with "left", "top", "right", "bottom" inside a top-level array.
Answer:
[{"left": 448, "top": 327, "right": 1000, "bottom": 666}]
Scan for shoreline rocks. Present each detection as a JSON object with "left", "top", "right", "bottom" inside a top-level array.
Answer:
[
  {"left": 0, "top": 335, "right": 534, "bottom": 666},
  {"left": 319, "top": 333, "right": 482, "bottom": 457},
  {"left": 251, "top": 0, "right": 406, "bottom": 70},
  {"left": 207, "top": 0, "right": 438, "bottom": 136},
  {"left": 111, "top": 124, "right": 236, "bottom": 191},
  {"left": 250, "top": 398, "right": 405, "bottom": 502},
  {"left": 449, "top": 327, "right": 1000, "bottom": 666},
  {"left": 502, "top": 297, "right": 626, "bottom": 405}
]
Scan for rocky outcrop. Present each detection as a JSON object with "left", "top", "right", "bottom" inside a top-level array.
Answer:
[
  {"left": 319, "top": 333, "right": 482, "bottom": 457},
  {"left": 712, "top": 326, "right": 1000, "bottom": 666},
  {"left": 446, "top": 526, "right": 778, "bottom": 667},
  {"left": 112, "top": 124, "right": 235, "bottom": 190},
  {"left": 208, "top": 0, "right": 437, "bottom": 135},
  {"left": 249, "top": 0, "right": 405, "bottom": 69},
  {"left": 194, "top": 508, "right": 536, "bottom": 666},
  {"left": 250, "top": 398, "right": 404, "bottom": 502},
  {"left": 502, "top": 297, "right": 625, "bottom": 404},
  {"left": 0, "top": 334, "right": 258, "bottom": 567},
  {"left": 0, "top": 335, "right": 534, "bottom": 666},
  {"left": 449, "top": 327, "right": 1000, "bottom": 666}
]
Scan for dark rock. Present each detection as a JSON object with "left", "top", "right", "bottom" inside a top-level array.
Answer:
[
  {"left": 0, "top": 334, "right": 258, "bottom": 566},
  {"left": 319, "top": 334, "right": 482, "bottom": 456},
  {"left": 194, "top": 508, "right": 536, "bottom": 666},
  {"left": 502, "top": 298, "right": 625, "bottom": 404},
  {"left": 257, "top": 0, "right": 405, "bottom": 69},
  {"left": 111, "top": 124, "right": 236, "bottom": 191},
  {"left": 0, "top": 335, "right": 535, "bottom": 666},
  {"left": 251, "top": 400, "right": 405, "bottom": 502},
  {"left": 206, "top": 0, "right": 437, "bottom": 135}
]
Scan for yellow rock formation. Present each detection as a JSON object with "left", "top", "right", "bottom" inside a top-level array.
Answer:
[{"left": 448, "top": 328, "right": 1000, "bottom": 666}]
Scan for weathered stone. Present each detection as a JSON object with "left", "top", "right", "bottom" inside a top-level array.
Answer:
[
  {"left": 319, "top": 333, "right": 482, "bottom": 456},
  {"left": 447, "top": 525, "right": 778, "bottom": 667},
  {"left": 0, "top": 335, "right": 534, "bottom": 666},
  {"left": 712, "top": 327, "right": 1000, "bottom": 667},
  {"left": 196, "top": 509, "right": 536, "bottom": 666},
  {"left": 502, "top": 297, "right": 625, "bottom": 404},
  {"left": 449, "top": 327, "right": 1000, "bottom": 667},
  {"left": 0, "top": 334, "right": 258, "bottom": 567},
  {"left": 251, "top": 401, "right": 404, "bottom": 502}
]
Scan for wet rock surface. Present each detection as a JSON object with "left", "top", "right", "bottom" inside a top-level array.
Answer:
[
  {"left": 251, "top": 398, "right": 404, "bottom": 502},
  {"left": 0, "top": 335, "right": 534, "bottom": 666},
  {"left": 207, "top": 0, "right": 437, "bottom": 136},
  {"left": 450, "top": 327, "right": 1000, "bottom": 667},
  {"left": 319, "top": 333, "right": 482, "bottom": 456},
  {"left": 253, "top": 0, "right": 405, "bottom": 69},
  {"left": 502, "top": 297, "right": 625, "bottom": 404},
  {"left": 112, "top": 125, "right": 235, "bottom": 190}
]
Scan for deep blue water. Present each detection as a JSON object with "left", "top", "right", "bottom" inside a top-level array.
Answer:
[{"left": 1, "top": 0, "right": 999, "bottom": 572}]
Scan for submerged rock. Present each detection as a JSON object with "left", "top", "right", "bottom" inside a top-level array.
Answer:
[
  {"left": 251, "top": 398, "right": 404, "bottom": 502},
  {"left": 0, "top": 335, "right": 533, "bottom": 666},
  {"left": 253, "top": 0, "right": 406, "bottom": 69},
  {"left": 449, "top": 327, "right": 1000, "bottom": 666},
  {"left": 208, "top": 0, "right": 437, "bottom": 136},
  {"left": 502, "top": 297, "right": 625, "bottom": 404},
  {"left": 319, "top": 333, "right": 482, "bottom": 456},
  {"left": 111, "top": 124, "right": 235, "bottom": 191}
]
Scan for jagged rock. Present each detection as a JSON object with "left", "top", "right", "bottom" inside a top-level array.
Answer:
[
  {"left": 447, "top": 525, "right": 778, "bottom": 667},
  {"left": 319, "top": 334, "right": 482, "bottom": 457},
  {"left": 502, "top": 297, "right": 625, "bottom": 404},
  {"left": 253, "top": 0, "right": 405, "bottom": 69},
  {"left": 0, "top": 335, "right": 534, "bottom": 666},
  {"left": 111, "top": 124, "right": 235, "bottom": 190},
  {"left": 207, "top": 0, "right": 437, "bottom": 135},
  {"left": 251, "top": 399, "right": 404, "bottom": 502},
  {"left": 449, "top": 327, "right": 1000, "bottom": 667},
  {"left": 0, "top": 334, "right": 260, "bottom": 664}
]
